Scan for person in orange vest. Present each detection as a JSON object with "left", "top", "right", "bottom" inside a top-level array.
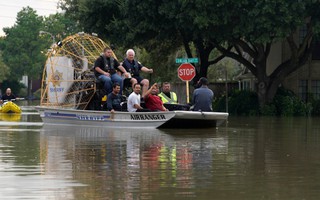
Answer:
[{"left": 158, "top": 82, "right": 178, "bottom": 104}]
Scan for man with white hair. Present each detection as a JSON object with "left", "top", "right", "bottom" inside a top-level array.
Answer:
[{"left": 121, "top": 49, "right": 153, "bottom": 96}]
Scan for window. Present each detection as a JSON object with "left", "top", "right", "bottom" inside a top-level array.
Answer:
[
  {"left": 299, "top": 25, "right": 307, "bottom": 45},
  {"left": 242, "top": 80, "right": 251, "bottom": 91},
  {"left": 311, "top": 80, "right": 320, "bottom": 100},
  {"left": 312, "top": 40, "right": 320, "bottom": 60},
  {"left": 299, "top": 80, "right": 308, "bottom": 102}
]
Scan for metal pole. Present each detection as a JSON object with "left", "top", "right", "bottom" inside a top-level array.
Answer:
[
  {"left": 186, "top": 81, "right": 190, "bottom": 104},
  {"left": 225, "top": 67, "right": 228, "bottom": 113}
]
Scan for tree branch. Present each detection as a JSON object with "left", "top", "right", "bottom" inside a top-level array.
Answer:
[
  {"left": 180, "top": 30, "right": 193, "bottom": 58},
  {"left": 215, "top": 42, "right": 257, "bottom": 76},
  {"left": 233, "top": 39, "right": 257, "bottom": 58},
  {"left": 270, "top": 37, "right": 314, "bottom": 81},
  {"left": 286, "top": 34, "right": 298, "bottom": 58},
  {"left": 208, "top": 54, "right": 225, "bottom": 65}
]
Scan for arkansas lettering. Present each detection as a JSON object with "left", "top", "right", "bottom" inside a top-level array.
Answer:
[{"left": 131, "top": 114, "right": 166, "bottom": 120}]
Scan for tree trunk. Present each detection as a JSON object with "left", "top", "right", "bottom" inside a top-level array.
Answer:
[
  {"left": 199, "top": 60, "right": 209, "bottom": 78},
  {"left": 254, "top": 48, "right": 269, "bottom": 107},
  {"left": 28, "top": 78, "right": 32, "bottom": 99}
]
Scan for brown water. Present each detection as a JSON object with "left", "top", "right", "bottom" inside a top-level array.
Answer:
[{"left": 0, "top": 104, "right": 320, "bottom": 199}]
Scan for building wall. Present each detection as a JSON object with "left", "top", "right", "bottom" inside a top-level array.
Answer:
[
  {"left": 266, "top": 42, "right": 283, "bottom": 75},
  {"left": 267, "top": 28, "right": 320, "bottom": 101},
  {"left": 283, "top": 60, "right": 320, "bottom": 101}
]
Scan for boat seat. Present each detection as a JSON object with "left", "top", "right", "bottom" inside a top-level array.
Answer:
[
  {"left": 95, "top": 79, "right": 107, "bottom": 98},
  {"left": 164, "top": 103, "right": 191, "bottom": 111}
]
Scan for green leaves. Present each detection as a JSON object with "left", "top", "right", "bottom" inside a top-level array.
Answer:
[
  {"left": 0, "top": 48, "right": 10, "bottom": 82},
  {"left": 2, "top": 7, "right": 44, "bottom": 81}
]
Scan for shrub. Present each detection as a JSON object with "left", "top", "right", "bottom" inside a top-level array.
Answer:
[
  {"left": 260, "top": 104, "right": 277, "bottom": 116},
  {"left": 273, "top": 88, "right": 311, "bottom": 116},
  {"left": 228, "top": 90, "right": 259, "bottom": 116},
  {"left": 33, "top": 89, "right": 41, "bottom": 100},
  {"left": 214, "top": 87, "right": 311, "bottom": 116},
  {"left": 213, "top": 90, "right": 259, "bottom": 116}
]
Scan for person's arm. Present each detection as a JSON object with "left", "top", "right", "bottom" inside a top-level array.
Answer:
[
  {"left": 95, "top": 67, "right": 110, "bottom": 77},
  {"left": 161, "top": 104, "right": 168, "bottom": 111},
  {"left": 131, "top": 95, "right": 143, "bottom": 109},
  {"left": 141, "top": 66, "right": 153, "bottom": 73},
  {"left": 143, "top": 83, "right": 157, "bottom": 100},
  {"left": 106, "top": 94, "right": 113, "bottom": 111},
  {"left": 192, "top": 90, "right": 197, "bottom": 105},
  {"left": 133, "top": 103, "right": 143, "bottom": 109},
  {"left": 94, "top": 57, "right": 110, "bottom": 77},
  {"left": 117, "top": 65, "right": 131, "bottom": 78}
]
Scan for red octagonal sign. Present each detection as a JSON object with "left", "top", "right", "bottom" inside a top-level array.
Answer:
[{"left": 177, "top": 63, "right": 196, "bottom": 81}]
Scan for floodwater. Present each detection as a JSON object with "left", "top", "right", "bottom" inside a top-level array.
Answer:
[{"left": 1, "top": 103, "right": 320, "bottom": 199}]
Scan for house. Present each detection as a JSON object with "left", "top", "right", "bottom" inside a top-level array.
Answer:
[{"left": 236, "top": 27, "right": 320, "bottom": 102}]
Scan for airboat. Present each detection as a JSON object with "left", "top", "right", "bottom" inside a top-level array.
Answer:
[{"left": 35, "top": 33, "right": 227, "bottom": 129}]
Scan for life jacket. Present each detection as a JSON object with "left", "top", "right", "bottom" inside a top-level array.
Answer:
[
  {"left": 158, "top": 92, "right": 178, "bottom": 104},
  {"left": 102, "top": 55, "right": 116, "bottom": 74},
  {"left": 124, "top": 59, "right": 140, "bottom": 76}
]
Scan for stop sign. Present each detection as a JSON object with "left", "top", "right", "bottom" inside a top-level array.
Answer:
[{"left": 177, "top": 63, "right": 196, "bottom": 81}]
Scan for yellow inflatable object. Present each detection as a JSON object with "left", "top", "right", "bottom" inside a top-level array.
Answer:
[
  {"left": 101, "top": 95, "right": 107, "bottom": 102},
  {"left": 0, "top": 113, "right": 21, "bottom": 121},
  {"left": 0, "top": 101, "right": 22, "bottom": 113}
]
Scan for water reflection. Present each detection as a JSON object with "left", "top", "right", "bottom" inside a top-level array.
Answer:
[
  {"left": 2, "top": 106, "right": 320, "bottom": 199},
  {"left": 39, "top": 125, "right": 228, "bottom": 199}
]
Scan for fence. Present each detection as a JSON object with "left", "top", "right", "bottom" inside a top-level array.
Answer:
[{"left": 170, "top": 82, "right": 239, "bottom": 104}]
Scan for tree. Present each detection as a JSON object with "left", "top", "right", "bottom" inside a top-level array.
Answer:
[
  {"left": 0, "top": 38, "right": 10, "bottom": 83},
  {"left": 60, "top": 0, "right": 320, "bottom": 106},
  {"left": 2, "top": 7, "right": 46, "bottom": 98},
  {"left": 213, "top": 0, "right": 320, "bottom": 105},
  {"left": 60, "top": 0, "right": 226, "bottom": 82},
  {"left": 42, "top": 13, "right": 82, "bottom": 42}
]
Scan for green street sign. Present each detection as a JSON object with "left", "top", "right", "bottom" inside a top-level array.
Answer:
[{"left": 176, "top": 58, "right": 199, "bottom": 64}]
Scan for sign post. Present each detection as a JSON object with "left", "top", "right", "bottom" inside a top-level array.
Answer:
[{"left": 177, "top": 63, "right": 196, "bottom": 103}]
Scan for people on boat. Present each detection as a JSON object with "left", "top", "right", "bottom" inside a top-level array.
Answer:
[
  {"left": 191, "top": 77, "right": 214, "bottom": 112},
  {"left": 0, "top": 88, "right": 16, "bottom": 104},
  {"left": 158, "top": 82, "right": 178, "bottom": 104},
  {"left": 105, "top": 83, "right": 124, "bottom": 113},
  {"left": 143, "top": 83, "right": 168, "bottom": 111},
  {"left": 121, "top": 49, "right": 153, "bottom": 96},
  {"left": 94, "top": 47, "right": 129, "bottom": 94},
  {"left": 127, "top": 83, "right": 150, "bottom": 112}
]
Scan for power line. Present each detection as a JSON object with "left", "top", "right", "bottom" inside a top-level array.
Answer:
[
  {"left": 0, "top": 3, "right": 59, "bottom": 12},
  {"left": 0, "top": 15, "right": 16, "bottom": 19},
  {"left": 1, "top": 0, "right": 59, "bottom": 3}
]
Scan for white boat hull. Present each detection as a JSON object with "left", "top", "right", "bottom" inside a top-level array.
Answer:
[
  {"left": 35, "top": 106, "right": 175, "bottom": 129},
  {"left": 159, "top": 111, "right": 229, "bottom": 129}
]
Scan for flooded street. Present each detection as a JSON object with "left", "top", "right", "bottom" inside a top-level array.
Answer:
[{"left": 1, "top": 103, "right": 320, "bottom": 199}]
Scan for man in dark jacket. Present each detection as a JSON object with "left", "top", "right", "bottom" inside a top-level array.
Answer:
[
  {"left": 94, "top": 47, "right": 129, "bottom": 94},
  {"left": 191, "top": 77, "right": 214, "bottom": 112},
  {"left": 105, "top": 83, "right": 124, "bottom": 113},
  {"left": 121, "top": 49, "right": 153, "bottom": 96},
  {"left": 1, "top": 88, "right": 16, "bottom": 104}
]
